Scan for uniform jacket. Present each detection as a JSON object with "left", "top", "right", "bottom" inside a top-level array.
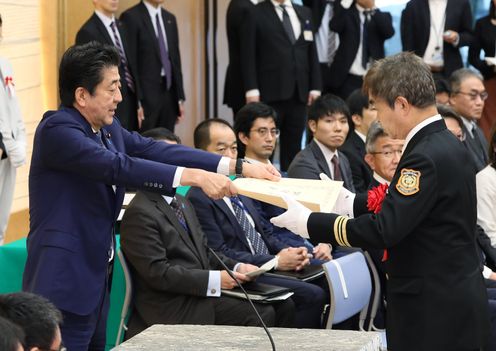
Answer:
[
  {"left": 22, "top": 107, "right": 220, "bottom": 315},
  {"left": 240, "top": 0, "right": 321, "bottom": 104},
  {"left": 400, "top": 0, "right": 474, "bottom": 77},
  {"left": 120, "top": 192, "right": 238, "bottom": 335},
  {"left": 287, "top": 140, "right": 356, "bottom": 192},
  {"left": 308, "top": 119, "right": 490, "bottom": 350}
]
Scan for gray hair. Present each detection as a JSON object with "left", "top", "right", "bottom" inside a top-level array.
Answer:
[
  {"left": 365, "top": 121, "right": 388, "bottom": 153},
  {"left": 448, "top": 68, "right": 484, "bottom": 96}
]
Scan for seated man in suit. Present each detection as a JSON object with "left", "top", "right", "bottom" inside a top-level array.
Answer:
[
  {"left": 340, "top": 89, "right": 376, "bottom": 193},
  {"left": 288, "top": 94, "right": 355, "bottom": 192},
  {"left": 234, "top": 102, "right": 332, "bottom": 261},
  {"left": 364, "top": 121, "right": 404, "bottom": 189},
  {"left": 188, "top": 118, "right": 327, "bottom": 329},
  {"left": 120, "top": 128, "right": 295, "bottom": 337},
  {"left": 0, "top": 292, "right": 63, "bottom": 351},
  {"left": 449, "top": 68, "right": 489, "bottom": 172}
]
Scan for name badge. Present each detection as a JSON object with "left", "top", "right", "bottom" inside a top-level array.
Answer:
[{"left": 304, "top": 30, "right": 313, "bottom": 42}]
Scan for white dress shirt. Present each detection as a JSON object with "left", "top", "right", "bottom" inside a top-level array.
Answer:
[
  {"left": 349, "top": 4, "right": 370, "bottom": 77},
  {"left": 94, "top": 10, "right": 122, "bottom": 48},
  {"left": 423, "top": 0, "right": 447, "bottom": 67},
  {"left": 143, "top": 1, "right": 170, "bottom": 77},
  {"left": 315, "top": 2, "right": 339, "bottom": 63}
]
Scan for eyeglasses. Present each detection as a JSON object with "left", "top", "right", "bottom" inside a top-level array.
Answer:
[
  {"left": 455, "top": 91, "right": 489, "bottom": 101},
  {"left": 370, "top": 149, "right": 403, "bottom": 158},
  {"left": 250, "top": 128, "right": 280, "bottom": 138}
]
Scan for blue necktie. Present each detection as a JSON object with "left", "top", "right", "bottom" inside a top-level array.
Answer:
[{"left": 230, "top": 197, "right": 270, "bottom": 255}]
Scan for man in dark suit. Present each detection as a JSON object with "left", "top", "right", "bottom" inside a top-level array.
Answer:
[
  {"left": 120, "top": 190, "right": 294, "bottom": 338},
  {"left": 120, "top": 0, "right": 185, "bottom": 132},
  {"left": 401, "top": 0, "right": 473, "bottom": 79},
  {"left": 327, "top": 0, "right": 394, "bottom": 99},
  {"left": 241, "top": 0, "right": 322, "bottom": 171},
  {"left": 224, "top": 0, "right": 257, "bottom": 114},
  {"left": 449, "top": 68, "right": 489, "bottom": 172},
  {"left": 273, "top": 52, "right": 490, "bottom": 351},
  {"left": 188, "top": 118, "right": 327, "bottom": 329},
  {"left": 22, "top": 42, "right": 279, "bottom": 351},
  {"left": 75, "top": 0, "right": 143, "bottom": 131},
  {"left": 288, "top": 94, "right": 355, "bottom": 192},
  {"left": 340, "top": 89, "right": 375, "bottom": 193}
]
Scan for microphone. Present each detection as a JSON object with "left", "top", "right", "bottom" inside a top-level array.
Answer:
[{"left": 207, "top": 247, "right": 276, "bottom": 351}]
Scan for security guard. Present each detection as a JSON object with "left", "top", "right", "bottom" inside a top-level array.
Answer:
[{"left": 272, "top": 52, "right": 490, "bottom": 351}]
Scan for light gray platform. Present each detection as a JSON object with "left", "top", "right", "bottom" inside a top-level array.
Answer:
[{"left": 112, "top": 324, "right": 381, "bottom": 351}]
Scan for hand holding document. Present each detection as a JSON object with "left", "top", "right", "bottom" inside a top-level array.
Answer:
[
  {"left": 232, "top": 177, "right": 343, "bottom": 213},
  {"left": 244, "top": 257, "right": 278, "bottom": 278}
]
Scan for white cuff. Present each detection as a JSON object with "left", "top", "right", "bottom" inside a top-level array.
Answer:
[
  {"left": 309, "top": 90, "right": 321, "bottom": 97},
  {"left": 482, "top": 265, "right": 493, "bottom": 279},
  {"left": 207, "top": 270, "right": 221, "bottom": 297},
  {"left": 245, "top": 89, "right": 260, "bottom": 98},
  {"left": 217, "top": 157, "right": 231, "bottom": 175},
  {"left": 172, "top": 167, "right": 185, "bottom": 188}
]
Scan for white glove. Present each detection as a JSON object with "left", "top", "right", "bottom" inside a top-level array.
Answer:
[
  {"left": 270, "top": 193, "right": 311, "bottom": 238},
  {"left": 319, "top": 173, "right": 355, "bottom": 217}
]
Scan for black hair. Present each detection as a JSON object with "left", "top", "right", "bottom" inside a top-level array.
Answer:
[
  {"left": 437, "top": 104, "right": 463, "bottom": 128},
  {"left": 491, "top": 1, "right": 496, "bottom": 20},
  {"left": 141, "top": 127, "right": 181, "bottom": 144},
  {"left": 59, "top": 41, "right": 120, "bottom": 107},
  {"left": 308, "top": 94, "right": 351, "bottom": 122},
  {"left": 233, "top": 102, "right": 277, "bottom": 158},
  {"left": 346, "top": 89, "right": 370, "bottom": 130},
  {"left": 193, "top": 118, "right": 234, "bottom": 150},
  {"left": 0, "top": 316, "right": 25, "bottom": 351},
  {"left": 0, "top": 292, "right": 62, "bottom": 350},
  {"left": 435, "top": 78, "right": 450, "bottom": 95}
]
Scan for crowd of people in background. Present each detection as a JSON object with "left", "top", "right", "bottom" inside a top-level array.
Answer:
[{"left": 1, "top": 0, "right": 496, "bottom": 350}]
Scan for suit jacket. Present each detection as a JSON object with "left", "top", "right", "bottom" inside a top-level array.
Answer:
[
  {"left": 302, "top": 0, "right": 328, "bottom": 32},
  {"left": 22, "top": 107, "right": 221, "bottom": 315},
  {"left": 224, "top": 0, "right": 256, "bottom": 111},
  {"left": 75, "top": 13, "right": 142, "bottom": 130},
  {"left": 339, "top": 131, "right": 372, "bottom": 193},
  {"left": 241, "top": 0, "right": 321, "bottom": 103},
  {"left": 287, "top": 140, "right": 356, "bottom": 192},
  {"left": 120, "top": 2, "right": 185, "bottom": 116},
  {"left": 120, "top": 192, "right": 239, "bottom": 334},
  {"left": 328, "top": 2, "right": 394, "bottom": 89},
  {"left": 462, "top": 121, "right": 489, "bottom": 172},
  {"left": 400, "top": 0, "right": 474, "bottom": 77},
  {"left": 469, "top": 15, "right": 496, "bottom": 80},
  {"left": 187, "top": 188, "right": 287, "bottom": 266},
  {"left": 308, "top": 119, "right": 489, "bottom": 350}
]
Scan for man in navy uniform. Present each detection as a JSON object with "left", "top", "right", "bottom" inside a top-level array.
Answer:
[{"left": 272, "top": 52, "right": 490, "bottom": 351}]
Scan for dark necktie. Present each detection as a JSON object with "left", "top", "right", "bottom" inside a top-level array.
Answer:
[
  {"left": 279, "top": 4, "right": 296, "bottom": 44},
  {"left": 326, "top": 0, "right": 338, "bottom": 65},
  {"left": 110, "top": 21, "right": 135, "bottom": 93},
  {"left": 331, "top": 155, "right": 342, "bottom": 181},
  {"left": 471, "top": 123, "right": 489, "bottom": 164},
  {"left": 361, "top": 10, "right": 371, "bottom": 69},
  {"left": 170, "top": 197, "right": 189, "bottom": 232},
  {"left": 230, "top": 197, "right": 270, "bottom": 255},
  {"left": 155, "top": 13, "right": 172, "bottom": 89}
]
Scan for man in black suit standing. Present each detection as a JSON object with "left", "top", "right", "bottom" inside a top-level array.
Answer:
[
  {"left": 75, "top": 0, "right": 142, "bottom": 131},
  {"left": 241, "top": 0, "right": 322, "bottom": 171},
  {"left": 328, "top": 0, "right": 394, "bottom": 99},
  {"left": 224, "top": 0, "right": 257, "bottom": 115},
  {"left": 400, "top": 0, "right": 473, "bottom": 79},
  {"left": 287, "top": 94, "right": 355, "bottom": 192},
  {"left": 120, "top": 0, "right": 185, "bottom": 132}
]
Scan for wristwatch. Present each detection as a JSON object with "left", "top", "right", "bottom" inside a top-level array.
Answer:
[{"left": 235, "top": 158, "right": 244, "bottom": 178}]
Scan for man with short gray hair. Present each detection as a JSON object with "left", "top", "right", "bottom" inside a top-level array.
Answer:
[{"left": 449, "top": 68, "right": 489, "bottom": 171}]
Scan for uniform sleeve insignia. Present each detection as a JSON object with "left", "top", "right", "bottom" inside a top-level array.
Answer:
[{"left": 395, "top": 168, "right": 421, "bottom": 196}]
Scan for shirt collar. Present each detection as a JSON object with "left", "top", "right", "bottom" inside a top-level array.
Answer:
[
  {"left": 162, "top": 195, "right": 174, "bottom": 204},
  {"left": 313, "top": 138, "right": 338, "bottom": 162},
  {"left": 94, "top": 10, "right": 115, "bottom": 28},
  {"left": 354, "top": 130, "right": 366, "bottom": 143},
  {"left": 373, "top": 172, "right": 390, "bottom": 186},
  {"left": 271, "top": 0, "right": 293, "bottom": 9},
  {"left": 402, "top": 114, "right": 442, "bottom": 154},
  {"left": 143, "top": 0, "right": 162, "bottom": 18}
]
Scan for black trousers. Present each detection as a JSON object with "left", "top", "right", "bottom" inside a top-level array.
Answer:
[
  {"left": 269, "top": 96, "right": 307, "bottom": 172},
  {"left": 116, "top": 81, "right": 138, "bottom": 132},
  {"left": 141, "top": 80, "right": 178, "bottom": 133}
]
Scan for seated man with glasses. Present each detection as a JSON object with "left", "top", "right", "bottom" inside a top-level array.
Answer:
[
  {"left": 449, "top": 68, "right": 489, "bottom": 172},
  {"left": 364, "top": 120, "right": 404, "bottom": 189},
  {"left": 0, "top": 292, "right": 64, "bottom": 351}
]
